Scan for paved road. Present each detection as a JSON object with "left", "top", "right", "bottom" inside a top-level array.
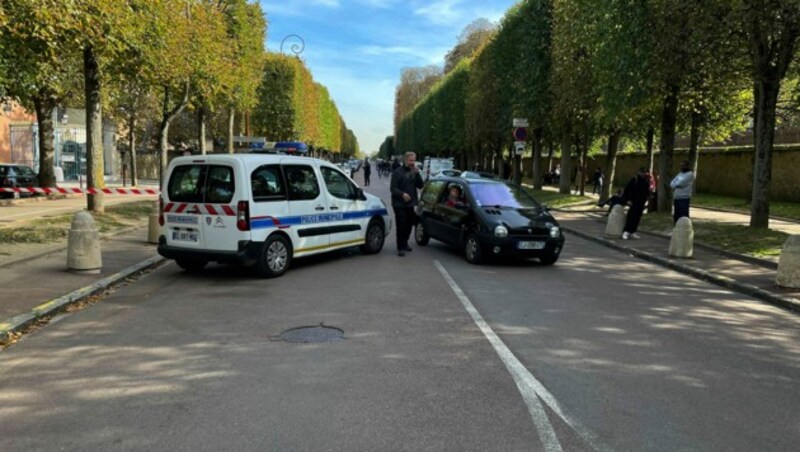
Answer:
[{"left": 1, "top": 171, "right": 799, "bottom": 451}]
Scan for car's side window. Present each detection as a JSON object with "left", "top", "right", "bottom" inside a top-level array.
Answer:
[
  {"left": 283, "top": 165, "right": 321, "bottom": 201},
  {"left": 421, "top": 180, "right": 446, "bottom": 204},
  {"left": 321, "top": 167, "right": 356, "bottom": 199},
  {"left": 205, "top": 166, "right": 235, "bottom": 204},
  {"left": 252, "top": 165, "right": 286, "bottom": 202},
  {"left": 168, "top": 165, "right": 206, "bottom": 203}
]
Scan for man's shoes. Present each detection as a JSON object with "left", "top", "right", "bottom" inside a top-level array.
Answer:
[
  {"left": 622, "top": 232, "right": 630, "bottom": 240},
  {"left": 398, "top": 250, "right": 406, "bottom": 257}
]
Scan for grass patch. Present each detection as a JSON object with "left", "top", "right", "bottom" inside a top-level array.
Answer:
[
  {"left": 0, "top": 200, "right": 154, "bottom": 244},
  {"left": 693, "top": 193, "right": 800, "bottom": 222},
  {"left": 639, "top": 211, "right": 788, "bottom": 258},
  {"left": 525, "top": 189, "right": 590, "bottom": 208}
]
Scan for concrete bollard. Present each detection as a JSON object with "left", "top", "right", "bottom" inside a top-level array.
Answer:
[
  {"left": 669, "top": 217, "right": 694, "bottom": 258},
  {"left": 67, "top": 211, "right": 102, "bottom": 274},
  {"left": 147, "top": 201, "right": 160, "bottom": 244},
  {"left": 776, "top": 235, "right": 800, "bottom": 288},
  {"left": 605, "top": 204, "right": 626, "bottom": 237}
]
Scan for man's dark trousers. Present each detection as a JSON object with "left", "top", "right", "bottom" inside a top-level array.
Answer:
[
  {"left": 624, "top": 202, "right": 646, "bottom": 234},
  {"left": 393, "top": 206, "right": 414, "bottom": 251},
  {"left": 673, "top": 198, "right": 690, "bottom": 224}
]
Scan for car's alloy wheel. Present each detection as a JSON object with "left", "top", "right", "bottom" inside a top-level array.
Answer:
[
  {"left": 257, "top": 235, "right": 291, "bottom": 278},
  {"left": 361, "top": 220, "right": 385, "bottom": 254},
  {"left": 464, "top": 233, "right": 483, "bottom": 264},
  {"left": 415, "top": 223, "right": 430, "bottom": 246}
]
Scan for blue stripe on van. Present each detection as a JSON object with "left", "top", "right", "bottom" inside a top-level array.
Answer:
[{"left": 251, "top": 208, "right": 388, "bottom": 231}]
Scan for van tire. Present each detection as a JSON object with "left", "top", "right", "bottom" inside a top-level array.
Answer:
[
  {"left": 256, "top": 235, "right": 291, "bottom": 278},
  {"left": 175, "top": 258, "right": 207, "bottom": 272},
  {"left": 360, "top": 219, "right": 385, "bottom": 254}
]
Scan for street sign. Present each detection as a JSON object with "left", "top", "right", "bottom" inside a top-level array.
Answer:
[
  {"left": 513, "top": 118, "right": 529, "bottom": 128},
  {"left": 513, "top": 127, "right": 528, "bottom": 141},
  {"left": 515, "top": 141, "right": 526, "bottom": 155}
]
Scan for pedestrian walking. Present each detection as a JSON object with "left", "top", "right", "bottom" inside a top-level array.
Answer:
[
  {"left": 391, "top": 158, "right": 401, "bottom": 173},
  {"left": 390, "top": 152, "right": 424, "bottom": 256},
  {"left": 592, "top": 168, "right": 604, "bottom": 195},
  {"left": 670, "top": 160, "right": 695, "bottom": 224},
  {"left": 363, "top": 157, "right": 371, "bottom": 186},
  {"left": 621, "top": 167, "right": 652, "bottom": 240}
]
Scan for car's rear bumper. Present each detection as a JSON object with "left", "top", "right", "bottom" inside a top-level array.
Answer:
[{"left": 157, "top": 236, "right": 262, "bottom": 266}]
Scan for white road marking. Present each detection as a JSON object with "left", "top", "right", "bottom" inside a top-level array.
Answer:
[{"left": 435, "top": 260, "right": 608, "bottom": 452}]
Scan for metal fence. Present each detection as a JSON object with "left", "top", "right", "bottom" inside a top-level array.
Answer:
[{"left": 8, "top": 124, "right": 89, "bottom": 179}]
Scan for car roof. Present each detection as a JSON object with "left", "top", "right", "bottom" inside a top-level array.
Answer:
[{"left": 432, "top": 175, "right": 507, "bottom": 186}]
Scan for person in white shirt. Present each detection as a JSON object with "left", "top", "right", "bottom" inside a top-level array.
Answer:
[{"left": 670, "top": 160, "right": 695, "bottom": 224}]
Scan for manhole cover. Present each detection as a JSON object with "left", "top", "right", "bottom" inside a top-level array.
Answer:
[{"left": 279, "top": 324, "right": 345, "bottom": 343}]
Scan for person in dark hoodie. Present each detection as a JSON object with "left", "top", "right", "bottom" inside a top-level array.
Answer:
[
  {"left": 390, "top": 152, "right": 424, "bottom": 256},
  {"left": 621, "top": 167, "right": 652, "bottom": 240}
]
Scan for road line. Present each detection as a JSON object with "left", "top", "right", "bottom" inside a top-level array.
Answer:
[
  {"left": 434, "top": 260, "right": 562, "bottom": 452},
  {"left": 434, "top": 260, "right": 609, "bottom": 452}
]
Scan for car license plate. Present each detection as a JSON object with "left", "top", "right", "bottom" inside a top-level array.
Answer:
[
  {"left": 172, "top": 231, "right": 198, "bottom": 242},
  {"left": 518, "top": 240, "right": 545, "bottom": 250}
]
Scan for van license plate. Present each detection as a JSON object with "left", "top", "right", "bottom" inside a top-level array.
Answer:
[
  {"left": 518, "top": 241, "right": 544, "bottom": 250},
  {"left": 173, "top": 231, "right": 198, "bottom": 242}
]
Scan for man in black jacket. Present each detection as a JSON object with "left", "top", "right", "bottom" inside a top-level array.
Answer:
[
  {"left": 621, "top": 167, "right": 652, "bottom": 240},
  {"left": 390, "top": 152, "right": 424, "bottom": 256}
]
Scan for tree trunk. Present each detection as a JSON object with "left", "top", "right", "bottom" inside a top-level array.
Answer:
[
  {"left": 688, "top": 110, "right": 701, "bottom": 187},
  {"left": 547, "top": 141, "right": 554, "bottom": 173},
  {"left": 532, "top": 128, "right": 543, "bottom": 190},
  {"left": 32, "top": 94, "right": 57, "bottom": 188},
  {"left": 158, "top": 82, "right": 190, "bottom": 187},
  {"left": 600, "top": 129, "right": 620, "bottom": 202},
  {"left": 84, "top": 45, "right": 104, "bottom": 213},
  {"left": 558, "top": 132, "right": 572, "bottom": 194},
  {"left": 227, "top": 107, "right": 235, "bottom": 154},
  {"left": 750, "top": 78, "right": 781, "bottom": 228},
  {"left": 198, "top": 106, "right": 207, "bottom": 155},
  {"left": 657, "top": 85, "right": 679, "bottom": 213},
  {"left": 645, "top": 127, "right": 655, "bottom": 172},
  {"left": 128, "top": 112, "right": 137, "bottom": 187}
]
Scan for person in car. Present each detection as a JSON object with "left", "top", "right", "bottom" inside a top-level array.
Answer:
[{"left": 445, "top": 186, "right": 465, "bottom": 208}]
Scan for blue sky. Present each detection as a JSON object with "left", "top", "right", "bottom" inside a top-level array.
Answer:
[{"left": 259, "top": 0, "right": 519, "bottom": 154}]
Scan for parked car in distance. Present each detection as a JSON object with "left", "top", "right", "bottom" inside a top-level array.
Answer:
[
  {"left": 422, "top": 157, "right": 455, "bottom": 180},
  {"left": 414, "top": 176, "right": 565, "bottom": 265},
  {"left": 460, "top": 170, "right": 496, "bottom": 180},
  {"left": 0, "top": 164, "right": 38, "bottom": 199},
  {"left": 431, "top": 169, "right": 462, "bottom": 178}
]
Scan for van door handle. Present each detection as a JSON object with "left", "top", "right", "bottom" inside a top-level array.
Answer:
[
  {"left": 330, "top": 206, "right": 339, "bottom": 210},
  {"left": 315, "top": 206, "right": 325, "bottom": 211}
]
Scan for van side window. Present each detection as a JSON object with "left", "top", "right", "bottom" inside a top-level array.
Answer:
[
  {"left": 283, "top": 165, "right": 320, "bottom": 201},
  {"left": 168, "top": 165, "right": 206, "bottom": 203},
  {"left": 320, "top": 167, "right": 356, "bottom": 199},
  {"left": 252, "top": 165, "right": 286, "bottom": 202},
  {"left": 206, "top": 166, "right": 235, "bottom": 204}
]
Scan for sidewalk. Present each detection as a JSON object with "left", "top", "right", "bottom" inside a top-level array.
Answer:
[{"left": 553, "top": 210, "right": 800, "bottom": 312}]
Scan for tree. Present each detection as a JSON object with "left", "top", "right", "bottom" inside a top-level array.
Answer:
[
  {"left": 737, "top": 0, "right": 800, "bottom": 227},
  {"left": 444, "top": 19, "right": 496, "bottom": 73},
  {"left": 393, "top": 65, "right": 442, "bottom": 139}
]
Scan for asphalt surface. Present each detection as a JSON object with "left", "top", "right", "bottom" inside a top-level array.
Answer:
[{"left": 1, "top": 172, "right": 800, "bottom": 451}]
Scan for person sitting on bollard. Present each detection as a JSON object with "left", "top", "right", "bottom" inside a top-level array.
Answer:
[{"left": 598, "top": 189, "right": 625, "bottom": 215}]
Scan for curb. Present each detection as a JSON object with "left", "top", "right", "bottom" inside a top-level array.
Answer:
[
  {"left": 560, "top": 226, "right": 800, "bottom": 314},
  {"left": 0, "top": 255, "right": 166, "bottom": 344}
]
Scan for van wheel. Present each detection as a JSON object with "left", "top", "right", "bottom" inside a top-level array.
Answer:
[
  {"left": 414, "top": 223, "right": 430, "bottom": 246},
  {"left": 175, "top": 258, "right": 207, "bottom": 272},
  {"left": 256, "top": 235, "right": 291, "bottom": 278},
  {"left": 464, "top": 233, "right": 483, "bottom": 264},
  {"left": 361, "top": 220, "right": 385, "bottom": 254}
]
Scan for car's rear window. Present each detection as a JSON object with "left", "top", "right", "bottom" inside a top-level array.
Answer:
[{"left": 167, "top": 164, "right": 234, "bottom": 204}]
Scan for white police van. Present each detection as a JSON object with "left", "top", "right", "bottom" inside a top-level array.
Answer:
[{"left": 157, "top": 154, "right": 391, "bottom": 277}]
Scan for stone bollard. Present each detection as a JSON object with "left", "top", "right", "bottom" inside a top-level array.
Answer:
[
  {"left": 147, "top": 201, "right": 160, "bottom": 244},
  {"left": 605, "top": 204, "right": 626, "bottom": 237},
  {"left": 67, "top": 211, "right": 102, "bottom": 274},
  {"left": 776, "top": 235, "right": 800, "bottom": 288},
  {"left": 669, "top": 217, "right": 694, "bottom": 258}
]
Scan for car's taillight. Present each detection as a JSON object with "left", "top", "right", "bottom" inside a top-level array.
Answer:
[
  {"left": 237, "top": 200, "right": 250, "bottom": 231},
  {"left": 158, "top": 198, "right": 164, "bottom": 226}
]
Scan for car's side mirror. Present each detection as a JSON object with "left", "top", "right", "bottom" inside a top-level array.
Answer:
[{"left": 541, "top": 204, "right": 550, "bottom": 212}]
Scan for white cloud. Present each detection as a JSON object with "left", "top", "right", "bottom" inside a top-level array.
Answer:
[{"left": 414, "top": 0, "right": 465, "bottom": 26}]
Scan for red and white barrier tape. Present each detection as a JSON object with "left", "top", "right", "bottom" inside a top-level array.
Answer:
[
  {"left": 164, "top": 202, "right": 236, "bottom": 216},
  {"left": 0, "top": 187, "right": 159, "bottom": 195}
]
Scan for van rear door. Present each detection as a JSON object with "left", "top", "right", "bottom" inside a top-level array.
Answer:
[
  {"left": 201, "top": 165, "right": 238, "bottom": 251},
  {"left": 164, "top": 164, "right": 207, "bottom": 250}
]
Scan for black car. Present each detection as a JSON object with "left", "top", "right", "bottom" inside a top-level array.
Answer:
[
  {"left": 0, "top": 164, "right": 38, "bottom": 199},
  {"left": 414, "top": 177, "right": 565, "bottom": 265}
]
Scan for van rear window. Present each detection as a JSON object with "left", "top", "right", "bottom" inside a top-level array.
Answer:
[{"left": 168, "top": 165, "right": 205, "bottom": 203}]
